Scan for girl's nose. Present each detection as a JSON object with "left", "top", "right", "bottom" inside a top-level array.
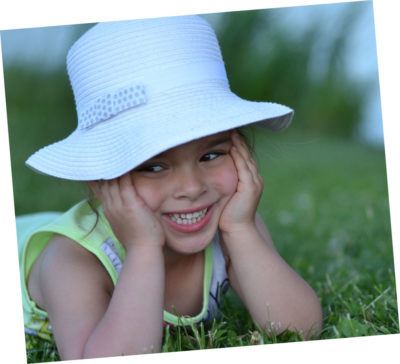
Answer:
[{"left": 173, "top": 166, "right": 207, "bottom": 201}]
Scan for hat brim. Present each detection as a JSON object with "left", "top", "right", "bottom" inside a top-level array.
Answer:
[{"left": 26, "top": 82, "right": 293, "bottom": 181}]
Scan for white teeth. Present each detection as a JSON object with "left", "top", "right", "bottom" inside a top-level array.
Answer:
[{"left": 168, "top": 208, "right": 208, "bottom": 225}]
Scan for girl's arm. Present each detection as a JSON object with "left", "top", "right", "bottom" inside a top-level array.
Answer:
[
  {"left": 221, "top": 215, "right": 322, "bottom": 337},
  {"left": 82, "top": 244, "right": 165, "bottom": 358},
  {"left": 219, "top": 132, "right": 322, "bottom": 338},
  {"left": 36, "top": 174, "right": 166, "bottom": 359}
]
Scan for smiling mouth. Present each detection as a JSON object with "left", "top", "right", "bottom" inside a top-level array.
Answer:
[
  {"left": 168, "top": 208, "right": 208, "bottom": 225},
  {"left": 163, "top": 205, "right": 214, "bottom": 234}
]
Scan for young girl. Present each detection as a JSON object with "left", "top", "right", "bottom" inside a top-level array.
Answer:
[{"left": 17, "top": 15, "right": 322, "bottom": 360}]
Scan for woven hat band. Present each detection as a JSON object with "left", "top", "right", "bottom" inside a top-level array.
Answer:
[{"left": 76, "top": 59, "right": 228, "bottom": 130}]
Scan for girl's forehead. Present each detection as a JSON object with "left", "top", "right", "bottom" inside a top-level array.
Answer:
[{"left": 194, "top": 131, "right": 232, "bottom": 148}]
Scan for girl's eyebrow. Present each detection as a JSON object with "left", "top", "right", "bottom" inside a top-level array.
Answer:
[
  {"left": 153, "top": 135, "right": 232, "bottom": 160},
  {"left": 203, "top": 135, "right": 232, "bottom": 149}
]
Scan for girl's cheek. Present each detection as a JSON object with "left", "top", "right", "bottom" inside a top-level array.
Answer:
[
  {"left": 130, "top": 175, "right": 163, "bottom": 211},
  {"left": 215, "top": 160, "right": 238, "bottom": 196}
]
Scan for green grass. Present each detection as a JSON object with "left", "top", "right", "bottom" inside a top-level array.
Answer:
[
  {"left": 20, "top": 131, "right": 398, "bottom": 362},
  {"left": 4, "top": 62, "right": 397, "bottom": 362}
]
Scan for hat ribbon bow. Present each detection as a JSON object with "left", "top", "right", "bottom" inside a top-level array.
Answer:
[{"left": 77, "top": 83, "right": 147, "bottom": 130}]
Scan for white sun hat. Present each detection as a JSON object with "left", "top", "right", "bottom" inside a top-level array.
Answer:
[{"left": 26, "top": 15, "right": 294, "bottom": 181}]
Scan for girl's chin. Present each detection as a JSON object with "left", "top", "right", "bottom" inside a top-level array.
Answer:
[{"left": 164, "top": 228, "right": 217, "bottom": 255}]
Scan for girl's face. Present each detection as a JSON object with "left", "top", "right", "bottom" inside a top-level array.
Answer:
[{"left": 129, "top": 131, "right": 238, "bottom": 257}]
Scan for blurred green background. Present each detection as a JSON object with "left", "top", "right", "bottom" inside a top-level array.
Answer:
[
  {"left": 2, "top": 1, "right": 398, "bottom": 346},
  {"left": 2, "top": 2, "right": 385, "bottom": 215}
]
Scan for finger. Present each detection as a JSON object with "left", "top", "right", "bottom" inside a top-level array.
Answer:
[
  {"left": 101, "top": 178, "right": 123, "bottom": 207},
  {"left": 88, "top": 179, "right": 114, "bottom": 213},
  {"left": 119, "top": 172, "right": 138, "bottom": 206},
  {"left": 232, "top": 134, "right": 260, "bottom": 179},
  {"left": 231, "top": 134, "right": 263, "bottom": 190},
  {"left": 230, "top": 133, "right": 255, "bottom": 170},
  {"left": 231, "top": 132, "right": 252, "bottom": 161},
  {"left": 230, "top": 145, "right": 254, "bottom": 187},
  {"left": 247, "top": 158, "right": 263, "bottom": 185}
]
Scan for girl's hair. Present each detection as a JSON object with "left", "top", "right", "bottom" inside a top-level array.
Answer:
[{"left": 85, "top": 186, "right": 101, "bottom": 236}]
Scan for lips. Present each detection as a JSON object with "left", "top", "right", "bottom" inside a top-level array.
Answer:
[
  {"left": 168, "top": 207, "right": 208, "bottom": 225},
  {"left": 163, "top": 204, "right": 214, "bottom": 233}
]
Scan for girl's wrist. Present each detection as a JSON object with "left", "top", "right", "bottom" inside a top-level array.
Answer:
[
  {"left": 220, "top": 223, "right": 261, "bottom": 248},
  {"left": 124, "top": 241, "right": 165, "bottom": 257},
  {"left": 221, "top": 225, "right": 278, "bottom": 264},
  {"left": 220, "top": 220, "right": 258, "bottom": 239}
]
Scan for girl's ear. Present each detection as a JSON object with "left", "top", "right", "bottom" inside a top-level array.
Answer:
[{"left": 88, "top": 181, "right": 101, "bottom": 199}]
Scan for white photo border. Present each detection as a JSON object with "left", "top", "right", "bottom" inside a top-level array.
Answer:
[{"left": 0, "top": 1, "right": 398, "bottom": 363}]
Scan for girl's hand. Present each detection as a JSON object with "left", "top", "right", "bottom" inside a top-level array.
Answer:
[
  {"left": 89, "top": 173, "right": 165, "bottom": 251},
  {"left": 219, "top": 131, "right": 264, "bottom": 234}
]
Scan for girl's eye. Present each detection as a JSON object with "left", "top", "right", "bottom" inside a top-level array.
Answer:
[
  {"left": 136, "top": 164, "right": 164, "bottom": 173},
  {"left": 200, "top": 152, "right": 224, "bottom": 162}
]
